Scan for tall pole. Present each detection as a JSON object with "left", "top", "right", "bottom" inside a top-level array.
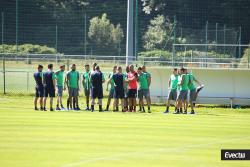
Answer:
[
  {"left": 223, "top": 24, "right": 226, "bottom": 55},
  {"left": 126, "top": 0, "right": 134, "bottom": 66},
  {"left": 215, "top": 23, "right": 218, "bottom": 58},
  {"left": 1, "top": 12, "right": 4, "bottom": 52},
  {"left": 238, "top": 26, "right": 242, "bottom": 58},
  {"left": 2, "top": 12, "right": 6, "bottom": 94},
  {"left": 84, "top": 13, "right": 87, "bottom": 57},
  {"left": 172, "top": 15, "right": 177, "bottom": 66},
  {"left": 134, "top": 0, "right": 138, "bottom": 61},
  {"left": 215, "top": 23, "right": 218, "bottom": 44},
  {"left": 55, "top": 24, "right": 58, "bottom": 53},
  {"left": 16, "top": 0, "right": 19, "bottom": 53},
  {"left": 205, "top": 21, "right": 208, "bottom": 57}
]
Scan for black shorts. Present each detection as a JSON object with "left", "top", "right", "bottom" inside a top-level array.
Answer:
[
  {"left": 127, "top": 89, "right": 137, "bottom": 98},
  {"left": 114, "top": 88, "right": 125, "bottom": 99},
  {"left": 108, "top": 89, "right": 114, "bottom": 99},
  {"left": 84, "top": 88, "right": 90, "bottom": 97},
  {"left": 35, "top": 87, "right": 44, "bottom": 97},
  {"left": 44, "top": 87, "right": 55, "bottom": 98},
  {"left": 91, "top": 88, "right": 103, "bottom": 99}
]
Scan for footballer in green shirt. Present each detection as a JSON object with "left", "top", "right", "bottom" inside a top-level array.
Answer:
[
  {"left": 137, "top": 67, "right": 151, "bottom": 113},
  {"left": 187, "top": 71, "right": 204, "bottom": 114},
  {"left": 175, "top": 68, "right": 189, "bottom": 114},
  {"left": 82, "top": 64, "right": 91, "bottom": 110},
  {"left": 164, "top": 68, "right": 178, "bottom": 114},
  {"left": 55, "top": 65, "right": 65, "bottom": 110},
  {"left": 65, "top": 64, "right": 80, "bottom": 111},
  {"left": 142, "top": 65, "right": 151, "bottom": 106}
]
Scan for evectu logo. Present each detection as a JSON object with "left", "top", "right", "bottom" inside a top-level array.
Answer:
[{"left": 221, "top": 149, "right": 250, "bottom": 160}]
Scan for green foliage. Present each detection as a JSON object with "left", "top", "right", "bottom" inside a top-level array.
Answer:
[
  {"left": 138, "top": 50, "right": 172, "bottom": 58},
  {"left": 88, "top": 13, "right": 124, "bottom": 47},
  {"left": 0, "top": 44, "right": 57, "bottom": 54},
  {"left": 143, "top": 15, "right": 173, "bottom": 51}
]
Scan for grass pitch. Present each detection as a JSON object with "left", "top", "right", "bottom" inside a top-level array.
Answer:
[{"left": 0, "top": 96, "right": 250, "bottom": 167}]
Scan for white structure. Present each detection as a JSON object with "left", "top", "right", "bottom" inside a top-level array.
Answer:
[{"left": 147, "top": 67, "right": 250, "bottom": 106}]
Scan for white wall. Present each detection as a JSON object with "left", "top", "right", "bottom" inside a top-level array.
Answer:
[{"left": 147, "top": 67, "right": 250, "bottom": 106}]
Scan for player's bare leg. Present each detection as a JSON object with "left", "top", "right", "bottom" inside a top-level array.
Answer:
[{"left": 34, "top": 97, "right": 38, "bottom": 110}]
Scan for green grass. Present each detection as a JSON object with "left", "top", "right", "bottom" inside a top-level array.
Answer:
[{"left": 0, "top": 96, "right": 250, "bottom": 167}]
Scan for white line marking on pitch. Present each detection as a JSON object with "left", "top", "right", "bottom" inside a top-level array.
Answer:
[{"left": 61, "top": 136, "right": 250, "bottom": 167}]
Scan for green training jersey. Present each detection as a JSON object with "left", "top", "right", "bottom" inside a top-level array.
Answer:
[
  {"left": 138, "top": 72, "right": 149, "bottom": 90},
  {"left": 108, "top": 72, "right": 115, "bottom": 90},
  {"left": 145, "top": 72, "right": 151, "bottom": 79},
  {"left": 83, "top": 71, "right": 90, "bottom": 89},
  {"left": 169, "top": 74, "right": 178, "bottom": 90},
  {"left": 180, "top": 74, "right": 189, "bottom": 91},
  {"left": 55, "top": 70, "right": 64, "bottom": 86},
  {"left": 67, "top": 70, "right": 79, "bottom": 88},
  {"left": 188, "top": 73, "right": 196, "bottom": 90}
]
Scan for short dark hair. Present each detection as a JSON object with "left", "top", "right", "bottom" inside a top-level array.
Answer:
[
  {"left": 118, "top": 66, "right": 122, "bottom": 70},
  {"left": 180, "top": 67, "right": 185, "bottom": 72},
  {"left": 48, "top": 64, "right": 53, "bottom": 69},
  {"left": 173, "top": 68, "right": 177, "bottom": 71},
  {"left": 38, "top": 65, "right": 43, "bottom": 69},
  {"left": 85, "top": 64, "right": 89, "bottom": 67},
  {"left": 138, "top": 67, "right": 142, "bottom": 70},
  {"left": 95, "top": 66, "right": 100, "bottom": 70},
  {"left": 60, "top": 65, "right": 65, "bottom": 68}
]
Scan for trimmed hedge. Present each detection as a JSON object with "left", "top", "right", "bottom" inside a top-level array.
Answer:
[{"left": 0, "top": 44, "right": 57, "bottom": 54}]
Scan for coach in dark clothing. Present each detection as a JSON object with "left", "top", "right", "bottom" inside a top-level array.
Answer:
[
  {"left": 33, "top": 65, "right": 44, "bottom": 111},
  {"left": 43, "top": 64, "right": 56, "bottom": 111},
  {"left": 112, "top": 66, "right": 125, "bottom": 112},
  {"left": 90, "top": 66, "right": 105, "bottom": 112}
]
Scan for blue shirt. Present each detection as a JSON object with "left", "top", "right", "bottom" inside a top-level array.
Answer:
[
  {"left": 43, "top": 70, "right": 55, "bottom": 88},
  {"left": 112, "top": 73, "right": 124, "bottom": 91},
  {"left": 34, "top": 72, "right": 43, "bottom": 88},
  {"left": 90, "top": 71, "right": 104, "bottom": 90}
]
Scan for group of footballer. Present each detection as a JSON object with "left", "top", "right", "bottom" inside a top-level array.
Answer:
[
  {"left": 33, "top": 63, "right": 152, "bottom": 112},
  {"left": 33, "top": 63, "right": 203, "bottom": 114},
  {"left": 164, "top": 67, "right": 204, "bottom": 114}
]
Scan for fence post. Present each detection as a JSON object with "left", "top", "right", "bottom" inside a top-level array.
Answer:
[
  {"left": 3, "top": 55, "right": 6, "bottom": 94},
  {"left": 223, "top": 24, "right": 226, "bottom": 55},
  {"left": 67, "top": 58, "right": 69, "bottom": 71},
  {"left": 205, "top": 21, "right": 208, "bottom": 67},
  {"left": 248, "top": 52, "right": 249, "bottom": 69},
  {"left": 238, "top": 26, "right": 241, "bottom": 58},
  {"left": 16, "top": 0, "right": 19, "bottom": 53},
  {"left": 172, "top": 15, "right": 177, "bottom": 67},
  {"left": 84, "top": 13, "right": 87, "bottom": 58},
  {"left": 215, "top": 23, "right": 218, "bottom": 59},
  {"left": 2, "top": 12, "right": 6, "bottom": 94}
]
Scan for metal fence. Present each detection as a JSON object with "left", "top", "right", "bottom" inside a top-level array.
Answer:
[{"left": 0, "top": 52, "right": 250, "bottom": 95}]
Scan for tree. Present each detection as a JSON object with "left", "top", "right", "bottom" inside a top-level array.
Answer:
[
  {"left": 88, "top": 13, "right": 124, "bottom": 54},
  {"left": 143, "top": 15, "right": 173, "bottom": 50}
]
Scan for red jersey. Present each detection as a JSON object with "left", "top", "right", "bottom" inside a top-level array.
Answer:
[{"left": 127, "top": 72, "right": 137, "bottom": 89}]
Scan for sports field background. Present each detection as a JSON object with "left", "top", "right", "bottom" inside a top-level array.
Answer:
[{"left": 0, "top": 96, "right": 250, "bottom": 167}]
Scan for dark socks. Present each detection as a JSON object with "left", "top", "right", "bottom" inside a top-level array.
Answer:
[
  {"left": 73, "top": 98, "right": 76, "bottom": 109},
  {"left": 99, "top": 105, "right": 103, "bottom": 112},
  {"left": 91, "top": 105, "right": 94, "bottom": 112},
  {"left": 106, "top": 104, "right": 109, "bottom": 111}
]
